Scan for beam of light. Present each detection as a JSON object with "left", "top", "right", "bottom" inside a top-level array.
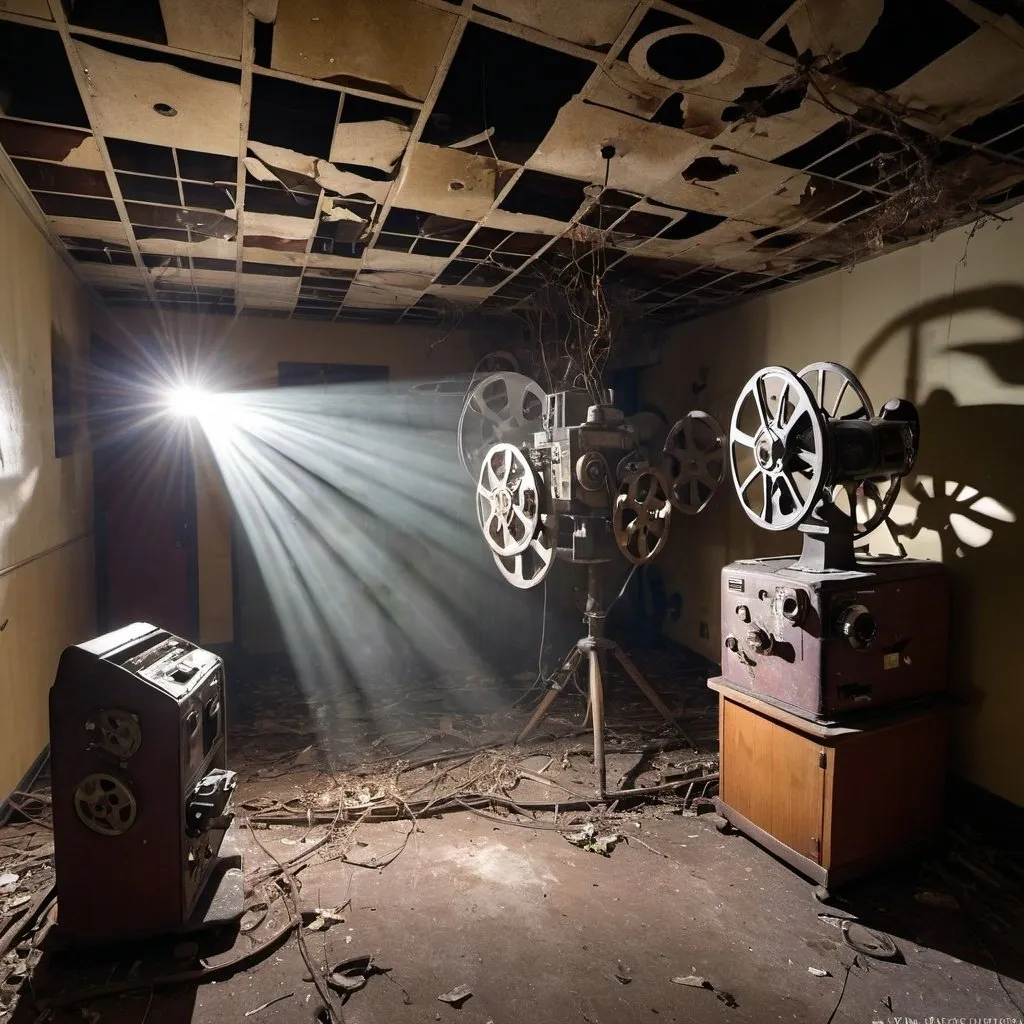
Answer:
[
  {"left": 164, "top": 385, "right": 208, "bottom": 419},
  {"left": 191, "top": 377, "right": 534, "bottom": 750}
]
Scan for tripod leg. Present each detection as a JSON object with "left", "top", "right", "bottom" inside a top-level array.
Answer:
[
  {"left": 589, "top": 649, "right": 606, "bottom": 798},
  {"left": 613, "top": 646, "right": 700, "bottom": 751},
  {"left": 516, "top": 648, "right": 582, "bottom": 744}
]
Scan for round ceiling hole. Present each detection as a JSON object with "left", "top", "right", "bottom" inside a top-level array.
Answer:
[
  {"left": 153, "top": 102, "right": 177, "bottom": 117},
  {"left": 448, "top": 179, "right": 466, "bottom": 192},
  {"left": 645, "top": 32, "right": 725, "bottom": 81}
]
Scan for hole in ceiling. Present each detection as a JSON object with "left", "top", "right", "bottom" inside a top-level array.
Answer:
[
  {"left": 751, "top": 229, "right": 807, "bottom": 250},
  {"left": 721, "top": 105, "right": 745, "bottom": 123},
  {"left": 652, "top": 92, "right": 686, "bottom": 129},
  {"left": 644, "top": 32, "right": 725, "bottom": 81},
  {"left": 421, "top": 21, "right": 593, "bottom": 163},
  {"left": 499, "top": 170, "right": 589, "bottom": 222},
  {"left": 682, "top": 156, "right": 738, "bottom": 182},
  {"left": 249, "top": 74, "right": 340, "bottom": 159},
  {"left": 0, "top": 22, "right": 90, "bottom": 128},
  {"left": 727, "top": 80, "right": 809, "bottom": 120},
  {"left": 13, "top": 159, "right": 111, "bottom": 198},
  {"left": 0, "top": 122, "right": 90, "bottom": 163},
  {"left": 339, "top": 93, "right": 418, "bottom": 128},
  {"left": 153, "top": 103, "right": 178, "bottom": 117},
  {"left": 826, "top": 0, "right": 978, "bottom": 92},
  {"left": 107, "top": 137, "right": 177, "bottom": 177},
  {"left": 448, "top": 180, "right": 466, "bottom": 192}
]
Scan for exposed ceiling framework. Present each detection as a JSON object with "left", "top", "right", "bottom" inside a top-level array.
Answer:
[{"left": 0, "top": 0, "right": 1022, "bottom": 327}]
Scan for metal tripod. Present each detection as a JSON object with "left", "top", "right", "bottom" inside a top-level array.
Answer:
[{"left": 515, "top": 564, "right": 687, "bottom": 798}]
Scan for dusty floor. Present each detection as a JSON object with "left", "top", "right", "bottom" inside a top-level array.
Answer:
[{"left": 3, "top": 643, "right": 1024, "bottom": 1023}]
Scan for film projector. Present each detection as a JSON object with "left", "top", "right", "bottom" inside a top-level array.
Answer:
[
  {"left": 458, "top": 371, "right": 725, "bottom": 796},
  {"left": 719, "top": 361, "right": 949, "bottom": 720},
  {"left": 49, "top": 622, "right": 242, "bottom": 944},
  {"left": 711, "top": 362, "right": 950, "bottom": 885}
]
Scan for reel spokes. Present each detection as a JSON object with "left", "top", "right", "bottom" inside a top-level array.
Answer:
[
  {"left": 730, "top": 366, "right": 825, "bottom": 531},
  {"left": 662, "top": 411, "right": 726, "bottom": 515},
  {"left": 614, "top": 467, "right": 672, "bottom": 564},
  {"left": 476, "top": 443, "right": 540, "bottom": 557}
]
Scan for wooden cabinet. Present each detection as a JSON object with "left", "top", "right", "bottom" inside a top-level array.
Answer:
[{"left": 711, "top": 679, "right": 948, "bottom": 887}]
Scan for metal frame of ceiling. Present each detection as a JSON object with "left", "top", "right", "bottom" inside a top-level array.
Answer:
[{"left": 0, "top": 0, "right": 1022, "bottom": 328}]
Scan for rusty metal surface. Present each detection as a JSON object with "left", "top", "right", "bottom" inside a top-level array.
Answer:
[{"left": 719, "top": 555, "right": 949, "bottom": 720}]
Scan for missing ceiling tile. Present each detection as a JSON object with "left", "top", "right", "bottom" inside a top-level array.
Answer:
[
  {"left": 69, "top": 0, "right": 168, "bottom": 45},
  {"left": 34, "top": 193, "right": 120, "bottom": 221},
  {"left": 117, "top": 172, "right": 180, "bottom": 204},
  {"left": 682, "top": 156, "right": 737, "bottom": 182},
  {"left": 177, "top": 148, "right": 237, "bottom": 183},
  {"left": 245, "top": 183, "right": 319, "bottom": 218},
  {"left": 0, "top": 22, "right": 89, "bottom": 127},
  {"left": 658, "top": 209, "right": 726, "bottom": 239},
  {"left": 499, "top": 170, "right": 588, "bottom": 222},
  {"left": 422, "top": 21, "right": 593, "bottom": 163},
  {"left": 826, "top": 0, "right": 978, "bottom": 92},
  {"left": 13, "top": 159, "right": 111, "bottom": 197},
  {"left": 106, "top": 137, "right": 177, "bottom": 176},
  {"left": 249, "top": 73, "right": 340, "bottom": 158},
  {"left": 159, "top": 0, "right": 244, "bottom": 61},
  {"left": 643, "top": 31, "right": 725, "bottom": 82}
]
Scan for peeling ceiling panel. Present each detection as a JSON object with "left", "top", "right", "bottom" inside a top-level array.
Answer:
[
  {"left": 529, "top": 100, "right": 711, "bottom": 197},
  {"left": 239, "top": 209, "right": 317, "bottom": 239},
  {"left": 136, "top": 235, "right": 237, "bottom": 259},
  {"left": 330, "top": 119, "right": 411, "bottom": 172},
  {"left": 271, "top": 0, "right": 457, "bottom": 100},
  {"left": 584, "top": 61, "right": 674, "bottom": 120},
  {"left": 159, "top": 0, "right": 245, "bottom": 59},
  {"left": 47, "top": 217, "right": 130, "bottom": 245},
  {"left": 394, "top": 143, "right": 514, "bottom": 220},
  {"left": 74, "top": 41, "right": 243, "bottom": 155},
  {"left": 787, "top": 0, "right": 884, "bottom": 58},
  {"left": 361, "top": 248, "right": 447, "bottom": 277},
  {"left": 716, "top": 98, "right": 842, "bottom": 162},
  {"left": 890, "top": 21, "right": 1024, "bottom": 134},
  {"left": 473, "top": 0, "right": 636, "bottom": 48}
]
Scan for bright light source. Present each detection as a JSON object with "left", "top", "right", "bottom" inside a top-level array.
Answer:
[{"left": 165, "top": 385, "right": 208, "bottom": 418}]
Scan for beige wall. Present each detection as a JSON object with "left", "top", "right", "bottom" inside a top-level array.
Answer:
[
  {"left": 102, "top": 309, "right": 507, "bottom": 647},
  {"left": 0, "top": 181, "right": 95, "bottom": 798},
  {"left": 643, "top": 205, "right": 1024, "bottom": 806}
]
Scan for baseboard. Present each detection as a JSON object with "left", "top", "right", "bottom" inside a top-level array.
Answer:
[{"left": 0, "top": 744, "right": 50, "bottom": 826}]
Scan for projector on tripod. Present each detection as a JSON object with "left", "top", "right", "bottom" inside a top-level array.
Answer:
[{"left": 458, "top": 371, "right": 725, "bottom": 795}]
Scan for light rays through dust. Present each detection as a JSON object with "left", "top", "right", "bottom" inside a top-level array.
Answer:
[{"left": 182, "top": 378, "right": 528, "bottom": 739}]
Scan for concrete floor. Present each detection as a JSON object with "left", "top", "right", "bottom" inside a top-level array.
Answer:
[{"left": 22, "top": 808, "right": 1024, "bottom": 1024}]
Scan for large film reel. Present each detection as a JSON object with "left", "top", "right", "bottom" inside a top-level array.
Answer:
[
  {"left": 492, "top": 512, "right": 556, "bottom": 589},
  {"left": 476, "top": 443, "right": 540, "bottom": 557},
  {"left": 614, "top": 467, "right": 673, "bottom": 564},
  {"left": 85, "top": 708, "right": 142, "bottom": 760},
  {"left": 74, "top": 773, "right": 138, "bottom": 836},
  {"left": 662, "top": 411, "right": 725, "bottom": 514},
  {"left": 797, "top": 362, "right": 901, "bottom": 537},
  {"left": 730, "top": 366, "right": 826, "bottom": 531},
  {"left": 458, "top": 372, "right": 546, "bottom": 480}
]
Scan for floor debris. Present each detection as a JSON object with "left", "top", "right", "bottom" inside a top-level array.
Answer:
[
  {"left": 437, "top": 983, "right": 473, "bottom": 1006},
  {"left": 808, "top": 967, "right": 831, "bottom": 977}
]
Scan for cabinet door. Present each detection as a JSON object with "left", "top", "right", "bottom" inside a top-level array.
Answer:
[{"left": 721, "top": 698, "right": 825, "bottom": 862}]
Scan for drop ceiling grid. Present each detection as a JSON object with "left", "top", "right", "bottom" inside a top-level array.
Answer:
[{"left": 0, "top": 0, "right": 1021, "bottom": 325}]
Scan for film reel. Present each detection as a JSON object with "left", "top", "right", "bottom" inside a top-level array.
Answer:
[
  {"left": 797, "top": 362, "right": 901, "bottom": 537},
  {"left": 74, "top": 773, "right": 138, "bottom": 836},
  {"left": 491, "top": 512, "right": 556, "bottom": 589},
  {"left": 662, "top": 411, "right": 725, "bottom": 515},
  {"left": 613, "top": 467, "right": 673, "bottom": 564},
  {"left": 476, "top": 443, "right": 540, "bottom": 557},
  {"left": 85, "top": 708, "right": 142, "bottom": 760},
  {"left": 458, "top": 372, "right": 546, "bottom": 481},
  {"left": 730, "top": 366, "right": 826, "bottom": 531}
]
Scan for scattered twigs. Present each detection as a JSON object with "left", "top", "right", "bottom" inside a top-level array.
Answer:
[
  {"left": 0, "top": 882, "right": 55, "bottom": 961},
  {"left": 245, "top": 819, "right": 344, "bottom": 1023}
]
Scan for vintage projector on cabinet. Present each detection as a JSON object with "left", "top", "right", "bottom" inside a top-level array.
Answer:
[
  {"left": 458, "top": 370, "right": 724, "bottom": 795},
  {"left": 50, "top": 623, "right": 241, "bottom": 944},
  {"left": 720, "top": 361, "right": 949, "bottom": 721}
]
